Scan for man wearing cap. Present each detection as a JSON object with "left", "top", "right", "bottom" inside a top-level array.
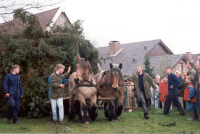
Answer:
[{"left": 175, "top": 71, "right": 185, "bottom": 108}]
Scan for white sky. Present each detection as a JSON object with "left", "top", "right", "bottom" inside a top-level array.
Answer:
[{"left": 1, "top": 0, "right": 200, "bottom": 54}]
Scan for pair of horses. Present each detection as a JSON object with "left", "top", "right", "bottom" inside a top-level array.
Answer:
[{"left": 68, "top": 57, "right": 124, "bottom": 123}]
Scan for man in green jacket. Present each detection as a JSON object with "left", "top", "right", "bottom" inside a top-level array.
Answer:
[
  {"left": 49, "top": 64, "right": 71, "bottom": 124},
  {"left": 125, "top": 65, "right": 158, "bottom": 119}
]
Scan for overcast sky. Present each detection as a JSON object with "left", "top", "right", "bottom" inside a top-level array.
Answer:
[{"left": 1, "top": 0, "right": 200, "bottom": 54}]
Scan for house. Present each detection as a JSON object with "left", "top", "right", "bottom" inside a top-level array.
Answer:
[
  {"left": 98, "top": 39, "right": 189, "bottom": 77},
  {"left": 0, "top": 7, "right": 71, "bottom": 35}
]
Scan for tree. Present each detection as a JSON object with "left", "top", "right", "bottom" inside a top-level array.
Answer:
[
  {"left": 0, "top": 8, "right": 99, "bottom": 117},
  {"left": 143, "top": 56, "right": 155, "bottom": 79}
]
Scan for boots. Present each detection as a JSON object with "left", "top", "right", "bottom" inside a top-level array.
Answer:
[{"left": 187, "top": 111, "right": 195, "bottom": 121}]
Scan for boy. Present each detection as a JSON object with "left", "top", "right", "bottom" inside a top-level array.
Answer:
[{"left": 184, "top": 75, "right": 199, "bottom": 120}]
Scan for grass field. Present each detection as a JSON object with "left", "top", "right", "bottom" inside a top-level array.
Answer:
[{"left": 0, "top": 108, "right": 200, "bottom": 133}]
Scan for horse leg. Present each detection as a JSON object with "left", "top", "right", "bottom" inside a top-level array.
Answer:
[
  {"left": 105, "top": 100, "right": 118, "bottom": 121},
  {"left": 68, "top": 94, "right": 75, "bottom": 120},
  {"left": 115, "top": 96, "right": 124, "bottom": 117},
  {"left": 79, "top": 96, "right": 91, "bottom": 123},
  {"left": 90, "top": 95, "right": 98, "bottom": 121}
]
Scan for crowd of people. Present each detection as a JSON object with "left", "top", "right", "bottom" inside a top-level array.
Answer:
[{"left": 125, "top": 59, "right": 200, "bottom": 121}]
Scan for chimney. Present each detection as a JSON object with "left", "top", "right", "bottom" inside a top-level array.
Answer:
[
  {"left": 109, "top": 41, "right": 121, "bottom": 55},
  {"left": 185, "top": 52, "right": 192, "bottom": 61}
]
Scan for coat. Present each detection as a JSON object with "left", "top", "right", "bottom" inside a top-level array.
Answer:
[
  {"left": 3, "top": 73, "right": 23, "bottom": 96},
  {"left": 159, "top": 81, "right": 168, "bottom": 102},
  {"left": 124, "top": 72, "right": 157, "bottom": 99},
  {"left": 195, "top": 70, "right": 200, "bottom": 91},
  {"left": 184, "top": 82, "right": 196, "bottom": 102},
  {"left": 177, "top": 76, "right": 185, "bottom": 97},
  {"left": 187, "top": 68, "right": 196, "bottom": 84},
  {"left": 49, "top": 72, "right": 69, "bottom": 99}
]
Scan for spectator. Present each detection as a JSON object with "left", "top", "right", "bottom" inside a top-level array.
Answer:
[
  {"left": 195, "top": 59, "right": 200, "bottom": 91},
  {"left": 184, "top": 75, "right": 199, "bottom": 120},
  {"left": 182, "top": 70, "right": 187, "bottom": 82},
  {"left": 161, "top": 67, "right": 185, "bottom": 116},
  {"left": 175, "top": 71, "right": 185, "bottom": 108},
  {"left": 126, "top": 82, "right": 134, "bottom": 109},
  {"left": 3, "top": 65, "right": 23, "bottom": 124},
  {"left": 150, "top": 80, "right": 160, "bottom": 108},
  {"left": 155, "top": 75, "right": 161, "bottom": 85},
  {"left": 49, "top": 64, "right": 71, "bottom": 124},
  {"left": 159, "top": 76, "right": 168, "bottom": 109},
  {"left": 187, "top": 61, "right": 196, "bottom": 84},
  {"left": 124, "top": 65, "right": 158, "bottom": 119}
]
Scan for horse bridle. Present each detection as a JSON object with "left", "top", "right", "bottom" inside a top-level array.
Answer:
[{"left": 99, "top": 68, "right": 124, "bottom": 88}]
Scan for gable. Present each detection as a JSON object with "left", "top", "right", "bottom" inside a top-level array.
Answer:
[{"left": 35, "top": 7, "right": 59, "bottom": 30}]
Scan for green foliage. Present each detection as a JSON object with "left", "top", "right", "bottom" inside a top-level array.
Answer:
[
  {"left": 143, "top": 56, "right": 155, "bottom": 79},
  {"left": 0, "top": 8, "right": 99, "bottom": 117},
  {"left": 28, "top": 96, "right": 49, "bottom": 118}
]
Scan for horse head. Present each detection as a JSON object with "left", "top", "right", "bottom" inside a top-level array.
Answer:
[
  {"left": 74, "top": 56, "right": 92, "bottom": 84},
  {"left": 110, "top": 63, "right": 123, "bottom": 91}
]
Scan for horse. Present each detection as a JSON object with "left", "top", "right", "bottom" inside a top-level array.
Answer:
[
  {"left": 95, "top": 63, "right": 124, "bottom": 121},
  {"left": 68, "top": 56, "right": 98, "bottom": 123}
]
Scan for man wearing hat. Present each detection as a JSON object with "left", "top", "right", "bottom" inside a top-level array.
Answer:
[{"left": 175, "top": 70, "right": 185, "bottom": 108}]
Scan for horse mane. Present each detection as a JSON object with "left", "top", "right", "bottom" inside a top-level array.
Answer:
[{"left": 77, "top": 58, "right": 95, "bottom": 79}]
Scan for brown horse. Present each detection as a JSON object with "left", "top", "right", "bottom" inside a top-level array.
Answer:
[
  {"left": 68, "top": 57, "right": 98, "bottom": 123},
  {"left": 95, "top": 63, "right": 124, "bottom": 121}
]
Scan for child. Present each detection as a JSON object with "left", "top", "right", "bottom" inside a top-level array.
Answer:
[
  {"left": 159, "top": 76, "right": 168, "bottom": 109},
  {"left": 184, "top": 75, "right": 198, "bottom": 120}
]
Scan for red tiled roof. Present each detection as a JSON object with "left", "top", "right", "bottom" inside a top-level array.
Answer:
[
  {"left": 0, "top": 7, "right": 60, "bottom": 34},
  {"left": 35, "top": 7, "right": 59, "bottom": 30}
]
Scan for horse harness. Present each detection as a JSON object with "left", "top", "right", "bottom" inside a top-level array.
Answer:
[{"left": 99, "top": 69, "right": 124, "bottom": 88}]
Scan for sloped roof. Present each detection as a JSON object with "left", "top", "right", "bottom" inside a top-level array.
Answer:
[
  {"left": 0, "top": 7, "right": 66, "bottom": 34},
  {"left": 35, "top": 7, "right": 59, "bottom": 30},
  {"left": 99, "top": 39, "right": 163, "bottom": 75},
  {"left": 98, "top": 39, "right": 186, "bottom": 76},
  {"left": 150, "top": 55, "right": 188, "bottom": 76}
]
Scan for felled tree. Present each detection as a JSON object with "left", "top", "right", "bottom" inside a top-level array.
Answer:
[
  {"left": 0, "top": 8, "right": 99, "bottom": 117},
  {"left": 143, "top": 56, "right": 155, "bottom": 79}
]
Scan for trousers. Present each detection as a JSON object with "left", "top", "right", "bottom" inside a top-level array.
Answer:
[
  {"left": 164, "top": 90, "right": 185, "bottom": 115},
  {"left": 50, "top": 98, "right": 64, "bottom": 121},
  {"left": 7, "top": 95, "right": 20, "bottom": 122},
  {"left": 140, "top": 92, "right": 149, "bottom": 115}
]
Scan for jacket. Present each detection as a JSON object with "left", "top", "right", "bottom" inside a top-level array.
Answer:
[
  {"left": 124, "top": 72, "right": 157, "bottom": 99},
  {"left": 168, "top": 73, "right": 180, "bottom": 91},
  {"left": 195, "top": 70, "right": 200, "bottom": 91},
  {"left": 187, "top": 68, "right": 196, "bottom": 84},
  {"left": 159, "top": 81, "right": 168, "bottom": 102},
  {"left": 176, "top": 76, "right": 185, "bottom": 97},
  {"left": 3, "top": 73, "right": 23, "bottom": 96},
  {"left": 49, "top": 72, "right": 69, "bottom": 99},
  {"left": 184, "top": 82, "right": 196, "bottom": 102}
]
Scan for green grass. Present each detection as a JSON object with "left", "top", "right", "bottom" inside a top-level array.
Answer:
[{"left": 0, "top": 108, "right": 200, "bottom": 133}]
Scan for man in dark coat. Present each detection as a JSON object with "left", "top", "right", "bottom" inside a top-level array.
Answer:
[
  {"left": 3, "top": 65, "right": 23, "bottom": 124},
  {"left": 175, "top": 71, "right": 185, "bottom": 108},
  {"left": 162, "top": 67, "right": 185, "bottom": 115},
  {"left": 124, "top": 65, "right": 158, "bottom": 119}
]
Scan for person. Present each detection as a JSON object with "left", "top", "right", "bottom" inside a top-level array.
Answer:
[
  {"left": 155, "top": 75, "right": 161, "bottom": 86},
  {"left": 126, "top": 82, "right": 134, "bottom": 110},
  {"left": 182, "top": 70, "right": 187, "bottom": 82},
  {"left": 159, "top": 76, "right": 168, "bottom": 109},
  {"left": 187, "top": 61, "right": 196, "bottom": 84},
  {"left": 3, "top": 65, "right": 23, "bottom": 124},
  {"left": 49, "top": 64, "right": 71, "bottom": 124},
  {"left": 195, "top": 59, "right": 200, "bottom": 91},
  {"left": 150, "top": 80, "right": 160, "bottom": 108},
  {"left": 184, "top": 75, "right": 199, "bottom": 120},
  {"left": 124, "top": 65, "right": 158, "bottom": 119},
  {"left": 175, "top": 71, "right": 185, "bottom": 108},
  {"left": 162, "top": 67, "right": 185, "bottom": 115}
]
